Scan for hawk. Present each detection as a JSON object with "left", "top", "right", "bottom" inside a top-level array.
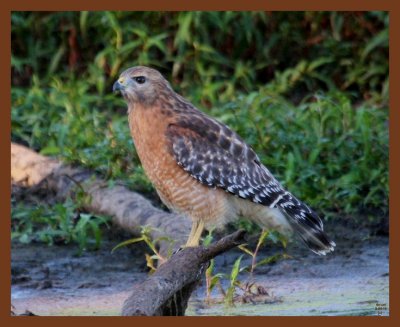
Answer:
[{"left": 113, "top": 66, "right": 335, "bottom": 255}]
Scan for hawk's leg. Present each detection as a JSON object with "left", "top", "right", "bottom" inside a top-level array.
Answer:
[{"left": 185, "top": 220, "right": 205, "bottom": 247}]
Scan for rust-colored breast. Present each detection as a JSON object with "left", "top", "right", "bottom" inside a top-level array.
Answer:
[{"left": 128, "top": 105, "right": 233, "bottom": 228}]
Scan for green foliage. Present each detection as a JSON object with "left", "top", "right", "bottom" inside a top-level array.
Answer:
[
  {"left": 239, "top": 229, "right": 288, "bottom": 273},
  {"left": 11, "top": 76, "right": 153, "bottom": 194},
  {"left": 205, "top": 229, "right": 288, "bottom": 305},
  {"left": 11, "top": 198, "right": 110, "bottom": 255},
  {"left": 205, "top": 259, "right": 225, "bottom": 303},
  {"left": 213, "top": 90, "right": 388, "bottom": 217},
  {"left": 11, "top": 11, "right": 389, "bottom": 246},
  {"left": 11, "top": 82, "right": 388, "bottom": 220},
  {"left": 224, "top": 255, "right": 244, "bottom": 307},
  {"left": 204, "top": 254, "right": 246, "bottom": 307},
  {"left": 111, "top": 225, "right": 175, "bottom": 271},
  {"left": 12, "top": 11, "right": 388, "bottom": 103}
]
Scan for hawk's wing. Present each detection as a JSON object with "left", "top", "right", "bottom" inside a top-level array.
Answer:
[
  {"left": 166, "top": 112, "right": 283, "bottom": 206},
  {"left": 166, "top": 110, "right": 335, "bottom": 254}
]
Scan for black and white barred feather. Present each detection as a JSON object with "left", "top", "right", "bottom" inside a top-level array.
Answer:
[{"left": 166, "top": 107, "right": 335, "bottom": 255}]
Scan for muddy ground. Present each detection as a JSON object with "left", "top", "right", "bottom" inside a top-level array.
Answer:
[{"left": 11, "top": 220, "right": 389, "bottom": 316}]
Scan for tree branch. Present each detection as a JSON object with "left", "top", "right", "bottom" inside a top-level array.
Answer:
[
  {"left": 121, "top": 230, "right": 246, "bottom": 316},
  {"left": 11, "top": 142, "right": 191, "bottom": 254}
]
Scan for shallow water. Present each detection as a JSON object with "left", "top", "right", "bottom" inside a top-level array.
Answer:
[{"left": 11, "top": 232, "right": 389, "bottom": 316}]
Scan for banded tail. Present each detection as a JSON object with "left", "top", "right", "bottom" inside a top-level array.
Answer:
[{"left": 273, "top": 191, "right": 336, "bottom": 255}]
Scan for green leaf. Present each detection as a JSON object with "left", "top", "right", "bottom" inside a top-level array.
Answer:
[
  {"left": 40, "top": 145, "right": 61, "bottom": 155},
  {"left": 257, "top": 229, "right": 270, "bottom": 248},
  {"left": 255, "top": 253, "right": 290, "bottom": 268},
  {"left": 307, "top": 57, "right": 334, "bottom": 72},
  {"left": 362, "top": 28, "right": 388, "bottom": 60},
  {"left": 230, "top": 255, "right": 243, "bottom": 286},
  {"left": 238, "top": 244, "right": 254, "bottom": 257},
  {"left": 79, "top": 11, "right": 89, "bottom": 38},
  {"left": 111, "top": 237, "right": 144, "bottom": 253}
]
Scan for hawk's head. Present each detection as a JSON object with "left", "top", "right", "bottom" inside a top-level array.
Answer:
[{"left": 113, "top": 66, "right": 172, "bottom": 106}]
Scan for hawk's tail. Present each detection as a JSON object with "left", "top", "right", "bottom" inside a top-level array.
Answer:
[
  {"left": 275, "top": 193, "right": 336, "bottom": 255},
  {"left": 284, "top": 211, "right": 336, "bottom": 255}
]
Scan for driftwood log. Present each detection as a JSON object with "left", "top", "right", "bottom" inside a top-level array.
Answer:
[
  {"left": 11, "top": 143, "right": 247, "bottom": 316},
  {"left": 11, "top": 142, "right": 191, "bottom": 254},
  {"left": 121, "top": 230, "right": 246, "bottom": 316}
]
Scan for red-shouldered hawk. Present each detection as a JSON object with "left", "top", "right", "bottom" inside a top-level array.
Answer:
[{"left": 113, "top": 66, "right": 335, "bottom": 255}]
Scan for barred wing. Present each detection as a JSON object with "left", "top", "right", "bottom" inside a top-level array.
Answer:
[{"left": 166, "top": 112, "right": 335, "bottom": 254}]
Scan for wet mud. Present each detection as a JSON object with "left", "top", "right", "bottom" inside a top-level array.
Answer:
[{"left": 11, "top": 222, "right": 389, "bottom": 316}]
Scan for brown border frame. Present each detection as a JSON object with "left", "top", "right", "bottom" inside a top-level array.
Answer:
[{"left": 3, "top": 1, "right": 398, "bottom": 325}]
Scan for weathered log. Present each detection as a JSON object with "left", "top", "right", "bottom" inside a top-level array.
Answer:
[
  {"left": 11, "top": 142, "right": 191, "bottom": 253},
  {"left": 121, "top": 230, "right": 246, "bottom": 316}
]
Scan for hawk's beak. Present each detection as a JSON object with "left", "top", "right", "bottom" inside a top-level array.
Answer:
[{"left": 113, "top": 80, "right": 124, "bottom": 93}]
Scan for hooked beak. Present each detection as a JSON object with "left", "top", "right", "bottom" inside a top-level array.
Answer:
[{"left": 113, "top": 80, "right": 124, "bottom": 93}]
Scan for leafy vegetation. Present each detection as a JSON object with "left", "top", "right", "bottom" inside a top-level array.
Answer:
[
  {"left": 12, "top": 11, "right": 388, "bottom": 104},
  {"left": 111, "top": 226, "right": 287, "bottom": 305},
  {"left": 203, "top": 229, "right": 289, "bottom": 305},
  {"left": 11, "top": 198, "right": 110, "bottom": 255},
  {"left": 214, "top": 90, "right": 388, "bottom": 217},
  {"left": 238, "top": 229, "right": 288, "bottom": 273},
  {"left": 11, "top": 11, "right": 389, "bottom": 249},
  {"left": 111, "top": 225, "right": 174, "bottom": 270}
]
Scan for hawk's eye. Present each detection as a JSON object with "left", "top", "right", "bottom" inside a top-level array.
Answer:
[{"left": 134, "top": 76, "right": 146, "bottom": 84}]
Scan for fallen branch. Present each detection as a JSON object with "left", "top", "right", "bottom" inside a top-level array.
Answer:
[
  {"left": 11, "top": 142, "right": 191, "bottom": 253},
  {"left": 121, "top": 230, "right": 246, "bottom": 316}
]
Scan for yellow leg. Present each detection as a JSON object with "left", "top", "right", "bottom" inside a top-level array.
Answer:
[{"left": 185, "top": 220, "right": 205, "bottom": 247}]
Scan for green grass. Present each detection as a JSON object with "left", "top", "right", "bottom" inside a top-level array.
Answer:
[{"left": 11, "top": 11, "right": 389, "bottom": 249}]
